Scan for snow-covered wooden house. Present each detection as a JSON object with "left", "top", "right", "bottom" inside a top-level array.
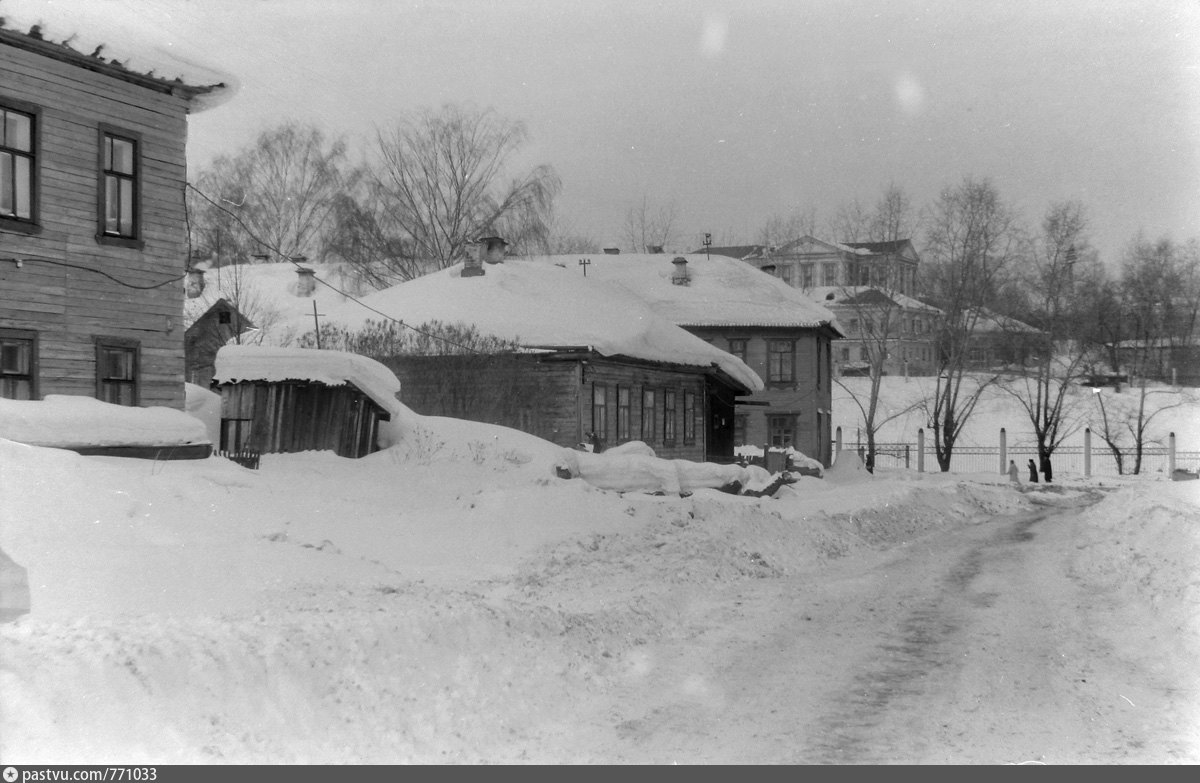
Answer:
[{"left": 0, "top": 14, "right": 233, "bottom": 409}]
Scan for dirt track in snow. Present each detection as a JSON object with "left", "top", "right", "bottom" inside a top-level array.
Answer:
[{"left": 553, "top": 489, "right": 1200, "bottom": 764}]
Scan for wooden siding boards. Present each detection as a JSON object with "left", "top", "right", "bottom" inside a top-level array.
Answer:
[
  {"left": 1, "top": 34, "right": 197, "bottom": 410},
  {"left": 384, "top": 351, "right": 741, "bottom": 463},
  {"left": 216, "top": 380, "right": 389, "bottom": 459}
]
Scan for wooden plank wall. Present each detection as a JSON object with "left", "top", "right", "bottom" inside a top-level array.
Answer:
[{"left": 1, "top": 42, "right": 194, "bottom": 408}]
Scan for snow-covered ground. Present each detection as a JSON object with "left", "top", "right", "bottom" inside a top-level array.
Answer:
[{"left": 1, "top": 376, "right": 1198, "bottom": 763}]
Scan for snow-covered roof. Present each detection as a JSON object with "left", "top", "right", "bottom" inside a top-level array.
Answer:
[
  {"left": 809, "top": 286, "right": 942, "bottom": 313},
  {"left": 181, "top": 262, "right": 372, "bottom": 330},
  {"left": 212, "top": 346, "right": 403, "bottom": 416},
  {"left": 315, "top": 259, "right": 764, "bottom": 393},
  {"left": 520, "top": 253, "right": 841, "bottom": 331},
  {"left": 0, "top": 395, "right": 209, "bottom": 448},
  {"left": 1, "top": 0, "right": 236, "bottom": 112}
]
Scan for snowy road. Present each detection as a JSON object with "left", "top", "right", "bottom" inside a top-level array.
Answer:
[{"left": 584, "top": 490, "right": 1200, "bottom": 764}]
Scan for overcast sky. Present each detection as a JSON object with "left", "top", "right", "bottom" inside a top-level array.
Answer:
[{"left": 16, "top": 0, "right": 1199, "bottom": 264}]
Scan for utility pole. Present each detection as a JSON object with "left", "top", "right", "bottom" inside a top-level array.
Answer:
[
  {"left": 703, "top": 232, "right": 712, "bottom": 260},
  {"left": 578, "top": 258, "right": 591, "bottom": 277},
  {"left": 311, "top": 300, "right": 325, "bottom": 349}
]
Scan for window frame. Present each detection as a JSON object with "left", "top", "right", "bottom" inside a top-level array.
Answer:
[
  {"left": 768, "top": 414, "right": 796, "bottom": 449},
  {"left": 0, "top": 98, "right": 40, "bottom": 233},
  {"left": 96, "top": 125, "right": 144, "bottom": 248},
  {"left": 591, "top": 382, "right": 608, "bottom": 443},
  {"left": 663, "top": 389, "right": 677, "bottom": 445},
  {"left": 616, "top": 385, "right": 631, "bottom": 441},
  {"left": 682, "top": 390, "right": 696, "bottom": 445},
  {"left": 766, "top": 339, "right": 796, "bottom": 386},
  {"left": 640, "top": 387, "right": 656, "bottom": 443},
  {"left": 727, "top": 337, "right": 748, "bottom": 363},
  {"left": 0, "top": 328, "right": 38, "bottom": 400},
  {"left": 94, "top": 336, "right": 139, "bottom": 406}
]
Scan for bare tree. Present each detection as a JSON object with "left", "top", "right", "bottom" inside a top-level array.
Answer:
[
  {"left": 623, "top": 195, "right": 679, "bottom": 252},
  {"left": 1001, "top": 200, "right": 1095, "bottom": 476},
  {"left": 362, "top": 104, "right": 561, "bottom": 275},
  {"left": 828, "top": 184, "right": 919, "bottom": 243},
  {"left": 757, "top": 205, "right": 820, "bottom": 246},
  {"left": 921, "top": 176, "right": 1023, "bottom": 471},
  {"left": 832, "top": 290, "right": 924, "bottom": 472},
  {"left": 1092, "top": 385, "right": 1195, "bottom": 474},
  {"left": 187, "top": 121, "right": 353, "bottom": 265}
]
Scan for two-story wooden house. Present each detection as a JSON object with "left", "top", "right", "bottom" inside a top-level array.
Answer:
[
  {"left": 524, "top": 252, "right": 843, "bottom": 466},
  {"left": 1, "top": 19, "right": 231, "bottom": 408}
]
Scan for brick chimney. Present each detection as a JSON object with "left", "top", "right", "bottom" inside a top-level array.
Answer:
[
  {"left": 671, "top": 256, "right": 690, "bottom": 286},
  {"left": 185, "top": 267, "right": 206, "bottom": 298},
  {"left": 462, "top": 242, "right": 485, "bottom": 277},
  {"left": 295, "top": 266, "right": 315, "bottom": 296}
]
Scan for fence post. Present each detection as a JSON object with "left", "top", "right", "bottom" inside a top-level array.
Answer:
[
  {"left": 836, "top": 425, "right": 842, "bottom": 454},
  {"left": 905, "top": 444, "right": 910, "bottom": 469},
  {"left": 1084, "top": 427, "right": 1092, "bottom": 478},
  {"left": 999, "top": 427, "right": 1007, "bottom": 474},
  {"left": 917, "top": 428, "right": 925, "bottom": 473},
  {"left": 1169, "top": 432, "right": 1176, "bottom": 475}
]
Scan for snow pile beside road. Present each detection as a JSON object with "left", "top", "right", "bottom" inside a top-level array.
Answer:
[{"left": 1070, "top": 481, "right": 1200, "bottom": 646}]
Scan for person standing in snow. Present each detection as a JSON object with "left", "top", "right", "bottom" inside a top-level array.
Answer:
[
  {"left": 1040, "top": 454, "right": 1053, "bottom": 483},
  {"left": 1028, "top": 459, "right": 1039, "bottom": 483},
  {"left": 1008, "top": 460, "right": 1021, "bottom": 484}
]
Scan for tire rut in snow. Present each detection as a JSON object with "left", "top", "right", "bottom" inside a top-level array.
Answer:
[{"left": 798, "top": 505, "right": 1058, "bottom": 764}]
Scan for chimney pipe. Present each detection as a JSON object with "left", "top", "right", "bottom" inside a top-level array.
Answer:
[
  {"left": 671, "top": 256, "right": 690, "bottom": 286},
  {"left": 295, "top": 266, "right": 316, "bottom": 297},
  {"left": 185, "top": 268, "right": 206, "bottom": 298}
]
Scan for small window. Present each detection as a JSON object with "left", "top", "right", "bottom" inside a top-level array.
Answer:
[
  {"left": 218, "top": 310, "right": 232, "bottom": 325},
  {"left": 96, "top": 339, "right": 138, "bottom": 406},
  {"left": 98, "top": 128, "right": 140, "bottom": 244},
  {"left": 767, "top": 339, "right": 795, "bottom": 385},
  {"left": 683, "top": 391, "right": 696, "bottom": 444},
  {"left": 616, "top": 386, "right": 631, "bottom": 441},
  {"left": 727, "top": 338, "right": 747, "bottom": 363},
  {"left": 768, "top": 415, "right": 795, "bottom": 449},
  {"left": 0, "top": 330, "right": 36, "bottom": 400},
  {"left": 663, "top": 390, "right": 677, "bottom": 444},
  {"left": 800, "top": 263, "right": 814, "bottom": 288},
  {"left": 591, "top": 383, "right": 608, "bottom": 442},
  {"left": 840, "top": 347, "right": 850, "bottom": 362},
  {"left": 641, "top": 388, "right": 656, "bottom": 443},
  {"left": 0, "top": 103, "right": 36, "bottom": 228}
]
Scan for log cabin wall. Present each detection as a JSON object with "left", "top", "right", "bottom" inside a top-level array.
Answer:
[{"left": 1, "top": 35, "right": 194, "bottom": 409}]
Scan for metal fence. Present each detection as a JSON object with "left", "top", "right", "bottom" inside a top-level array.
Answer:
[{"left": 838, "top": 434, "right": 1200, "bottom": 478}]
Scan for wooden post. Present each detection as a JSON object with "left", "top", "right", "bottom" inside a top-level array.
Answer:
[
  {"left": 1169, "top": 432, "right": 1176, "bottom": 475},
  {"left": 917, "top": 428, "right": 925, "bottom": 473},
  {"left": 835, "top": 425, "right": 843, "bottom": 453},
  {"left": 1084, "top": 427, "right": 1092, "bottom": 478},
  {"left": 999, "top": 427, "right": 1007, "bottom": 474}
]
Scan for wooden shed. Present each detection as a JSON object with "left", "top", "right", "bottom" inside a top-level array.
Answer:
[{"left": 212, "top": 346, "right": 400, "bottom": 459}]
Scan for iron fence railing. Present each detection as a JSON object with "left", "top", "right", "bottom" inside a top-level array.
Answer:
[{"left": 838, "top": 438, "right": 1199, "bottom": 478}]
